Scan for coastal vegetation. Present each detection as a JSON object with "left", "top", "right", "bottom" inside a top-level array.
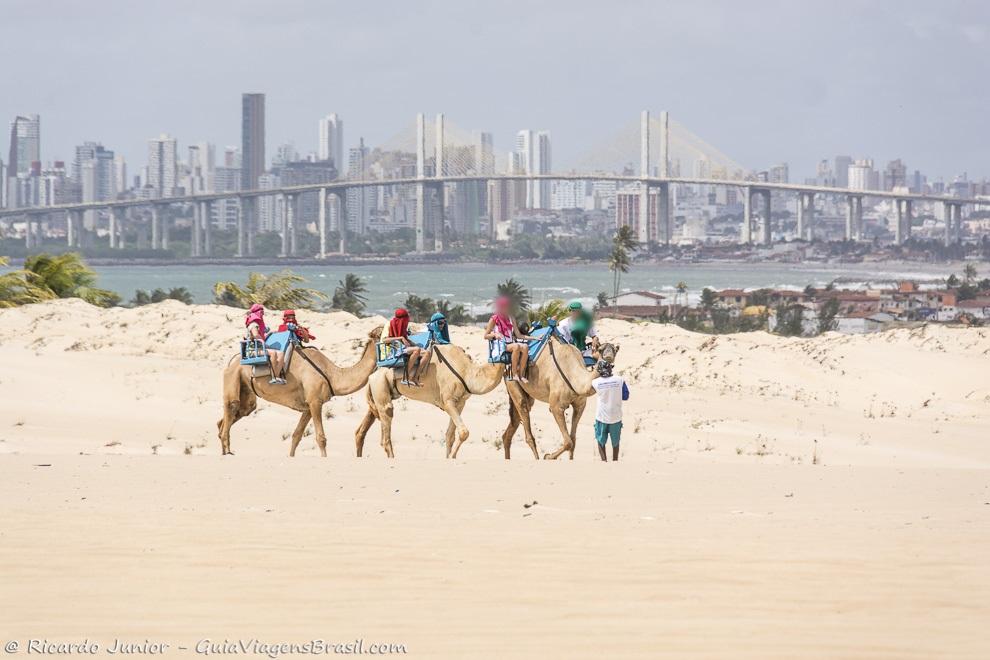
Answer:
[{"left": 213, "top": 270, "right": 327, "bottom": 310}]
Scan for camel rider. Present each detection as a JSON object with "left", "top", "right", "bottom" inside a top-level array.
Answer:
[
  {"left": 244, "top": 304, "right": 285, "bottom": 385},
  {"left": 278, "top": 309, "right": 316, "bottom": 343},
  {"left": 558, "top": 299, "right": 599, "bottom": 361},
  {"left": 427, "top": 312, "right": 451, "bottom": 346},
  {"left": 383, "top": 308, "right": 429, "bottom": 387},
  {"left": 484, "top": 295, "right": 537, "bottom": 383}
]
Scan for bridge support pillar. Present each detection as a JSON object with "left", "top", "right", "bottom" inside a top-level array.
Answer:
[
  {"left": 190, "top": 202, "right": 201, "bottom": 257},
  {"left": 244, "top": 198, "right": 254, "bottom": 256},
  {"left": 895, "top": 199, "right": 912, "bottom": 245},
  {"left": 160, "top": 206, "right": 170, "bottom": 252},
  {"left": 415, "top": 113, "right": 426, "bottom": 253},
  {"left": 287, "top": 193, "right": 297, "bottom": 256},
  {"left": 760, "top": 189, "right": 772, "bottom": 246},
  {"left": 201, "top": 200, "right": 212, "bottom": 256},
  {"left": 235, "top": 198, "right": 245, "bottom": 257},
  {"left": 151, "top": 205, "right": 160, "bottom": 250},
  {"left": 24, "top": 213, "right": 35, "bottom": 249},
  {"left": 797, "top": 192, "right": 814, "bottom": 241},
  {"left": 69, "top": 210, "right": 82, "bottom": 248},
  {"left": 742, "top": 187, "right": 752, "bottom": 244},
  {"left": 279, "top": 194, "right": 289, "bottom": 257},
  {"left": 638, "top": 182, "right": 651, "bottom": 245},
  {"left": 318, "top": 188, "right": 328, "bottom": 258},
  {"left": 65, "top": 211, "right": 74, "bottom": 247},
  {"left": 336, "top": 191, "right": 348, "bottom": 255},
  {"left": 845, "top": 195, "right": 863, "bottom": 241},
  {"left": 114, "top": 207, "right": 126, "bottom": 249},
  {"left": 433, "top": 182, "right": 445, "bottom": 253},
  {"left": 657, "top": 182, "right": 671, "bottom": 245},
  {"left": 943, "top": 201, "right": 962, "bottom": 246}
]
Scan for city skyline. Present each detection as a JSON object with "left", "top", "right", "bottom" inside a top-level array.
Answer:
[{"left": 0, "top": 0, "right": 987, "bottom": 182}]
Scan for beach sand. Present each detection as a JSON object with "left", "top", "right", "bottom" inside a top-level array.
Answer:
[{"left": 1, "top": 300, "right": 988, "bottom": 658}]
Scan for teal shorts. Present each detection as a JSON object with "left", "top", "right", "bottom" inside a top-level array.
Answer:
[{"left": 594, "top": 421, "right": 622, "bottom": 448}]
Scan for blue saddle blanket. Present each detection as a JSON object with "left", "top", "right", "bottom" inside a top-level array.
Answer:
[
  {"left": 488, "top": 326, "right": 554, "bottom": 364},
  {"left": 264, "top": 331, "right": 293, "bottom": 352},
  {"left": 376, "top": 332, "right": 431, "bottom": 368}
]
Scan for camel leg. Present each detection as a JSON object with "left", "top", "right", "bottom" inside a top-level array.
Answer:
[
  {"left": 217, "top": 369, "right": 253, "bottom": 456},
  {"left": 543, "top": 404, "right": 573, "bottom": 460},
  {"left": 504, "top": 384, "right": 539, "bottom": 460},
  {"left": 446, "top": 398, "right": 471, "bottom": 459},
  {"left": 501, "top": 396, "right": 519, "bottom": 460},
  {"left": 379, "top": 402, "right": 395, "bottom": 458},
  {"left": 355, "top": 408, "right": 377, "bottom": 458},
  {"left": 309, "top": 401, "right": 328, "bottom": 458},
  {"left": 568, "top": 397, "right": 587, "bottom": 461},
  {"left": 288, "top": 410, "right": 312, "bottom": 457},
  {"left": 444, "top": 418, "right": 457, "bottom": 458}
]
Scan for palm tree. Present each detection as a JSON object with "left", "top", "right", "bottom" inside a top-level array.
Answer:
[
  {"left": 23, "top": 252, "right": 120, "bottom": 307},
  {"left": 213, "top": 270, "right": 328, "bottom": 310},
  {"left": 403, "top": 293, "right": 435, "bottom": 322},
  {"left": 527, "top": 299, "right": 568, "bottom": 326},
  {"left": 963, "top": 263, "right": 978, "bottom": 284},
  {"left": 674, "top": 281, "right": 688, "bottom": 317},
  {"left": 331, "top": 273, "right": 368, "bottom": 316},
  {"left": 496, "top": 278, "right": 530, "bottom": 314},
  {"left": 0, "top": 256, "right": 55, "bottom": 308},
  {"left": 609, "top": 226, "right": 638, "bottom": 312},
  {"left": 435, "top": 299, "right": 472, "bottom": 325}
]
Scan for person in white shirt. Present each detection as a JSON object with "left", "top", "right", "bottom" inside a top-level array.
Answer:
[
  {"left": 557, "top": 300, "right": 599, "bottom": 362},
  {"left": 590, "top": 360, "right": 629, "bottom": 462}
]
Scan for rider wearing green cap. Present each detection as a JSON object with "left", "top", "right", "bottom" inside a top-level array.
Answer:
[{"left": 558, "top": 299, "right": 598, "bottom": 361}]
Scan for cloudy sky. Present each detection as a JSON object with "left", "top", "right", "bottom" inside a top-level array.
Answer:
[{"left": 1, "top": 0, "right": 987, "bottom": 181}]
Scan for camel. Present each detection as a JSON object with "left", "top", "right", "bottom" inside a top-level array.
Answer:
[
  {"left": 501, "top": 337, "right": 620, "bottom": 461},
  {"left": 354, "top": 343, "right": 504, "bottom": 459},
  {"left": 217, "top": 327, "right": 382, "bottom": 456}
]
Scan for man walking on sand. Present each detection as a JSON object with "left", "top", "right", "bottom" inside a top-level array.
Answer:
[{"left": 591, "top": 359, "right": 629, "bottom": 462}]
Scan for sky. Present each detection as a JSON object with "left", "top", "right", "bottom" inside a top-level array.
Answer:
[{"left": 1, "top": 0, "right": 988, "bottom": 182}]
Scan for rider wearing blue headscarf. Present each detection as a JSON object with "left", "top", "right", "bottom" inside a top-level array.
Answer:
[{"left": 427, "top": 312, "right": 451, "bottom": 345}]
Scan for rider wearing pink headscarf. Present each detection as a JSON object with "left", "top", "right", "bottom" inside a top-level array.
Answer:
[
  {"left": 484, "top": 295, "right": 536, "bottom": 383},
  {"left": 244, "top": 304, "right": 285, "bottom": 385}
]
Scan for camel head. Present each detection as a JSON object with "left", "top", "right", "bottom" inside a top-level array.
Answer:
[
  {"left": 368, "top": 326, "right": 383, "bottom": 340},
  {"left": 596, "top": 342, "right": 620, "bottom": 365}
]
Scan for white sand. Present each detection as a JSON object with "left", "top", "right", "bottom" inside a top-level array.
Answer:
[{"left": 1, "top": 299, "right": 988, "bottom": 658}]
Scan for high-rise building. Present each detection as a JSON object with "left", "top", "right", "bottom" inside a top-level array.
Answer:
[
  {"left": 147, "top": 134, "right": 178, "bottom": 198},
  {"left": 241, "top": 93, "right": 265, "bottom": 191},
  {"left": 834, "top": 155, "right": 852, "bottom": 188},
  {"left": 317, "top": 113, "right": 343, "bottom": 169},
  {"left": 37, "top": 161, "right": 69, "bottom": 207},
  {"left": 8, "top": 115, "right": 40, "bottom": 176},
  {"left": 113, "top": 154, "right": 128, "bottom": 195},
  {"left": 769, "top": 163, "right": 789, "bottom": 184},
  {"left": 474, "top": 131, "right": 494, "bottom": 175},
  {"left": 75, "top": 144, "right": 116, "bottom": 229},
  {"left": 346, "top": 138, "right": 374, "bottom": 234},
  {"left": 883, "top": 159, "right": 907, "bottom": 191},
  {"left": 847, "top": 159, "right": 876, "bottom": 191},
  {"left": 213, "top": 165, "right": 242, "bottom": 230},
  {"left": 185, "top": 142, "right": 215, "bottom": 195},
  {"left": 0, "top": 158, "right": 6, "bottom": 208},
  {"left": 514, "top": 129, "right": 551, "bottom": 209},
  {"left": 272, "top": 143, "right": 298, "bottom": 169}
]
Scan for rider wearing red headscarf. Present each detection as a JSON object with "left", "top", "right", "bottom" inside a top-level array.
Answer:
[
  {"left": 384, "top": 308, "right": 427, "bottom": 387},
  {"left": 277, "top": 309, "right": 316, "bottom": 342}
]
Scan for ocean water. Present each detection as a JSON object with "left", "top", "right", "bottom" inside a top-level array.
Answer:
[{"left": 88, "top": 261, "right": 953, "bottom": 315}]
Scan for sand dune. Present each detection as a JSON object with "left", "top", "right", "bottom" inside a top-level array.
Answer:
[{"left": 1, "top": 300, "right": 988, "bottom": 658}]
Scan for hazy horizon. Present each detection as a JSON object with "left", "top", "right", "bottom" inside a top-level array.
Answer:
[{"left": 1, "top": 0, "right": 987, "bottom": 181}]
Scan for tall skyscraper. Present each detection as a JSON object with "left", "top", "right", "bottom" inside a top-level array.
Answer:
[
  {"left": 8, "top": 115, "right": 40, "bottom": 176},
  {"left": 474, "top": 131, "right": 494, "bottom": 175},
  {"left": 834, "top": 155, "right": 852, "bottom": 188},
  {"left": 74, "top": 143, "right": 116, "bottom": 229},
  {"left": 185, "top": 142, "right": 215, "bottom": 194},
  {"left": 847, "top": 159, "right": 875, "bottom": 191},
  {"left": 514, "top": 129, "right": 551, "bottom": 209},
  {"left": 317, "top": 113, "right": 343, "bottom": 168},
  {"left": 346, "top": 138, "right": 374, "bottom": 234},
  {"left": 241, "top": 93, "right": 265, "bottom": 192},
  {"left": 147, "top": 134, "right": 178, "bottom": 198}
]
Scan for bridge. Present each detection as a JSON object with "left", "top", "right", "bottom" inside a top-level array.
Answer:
[{"left": 3, "top": 111, "right": 988, "bottom": 256}]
